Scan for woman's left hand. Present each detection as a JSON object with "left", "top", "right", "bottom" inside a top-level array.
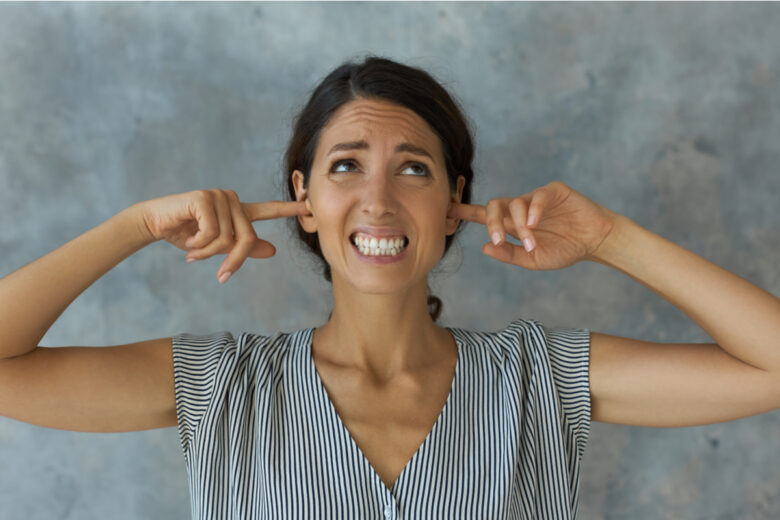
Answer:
[{"left": 447, "top": 181, "right": 617, "bottom": 270}]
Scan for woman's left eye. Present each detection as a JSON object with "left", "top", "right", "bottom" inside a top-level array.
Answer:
[{"left": 401, "top": 162, "right": 429, "bottom": 176}]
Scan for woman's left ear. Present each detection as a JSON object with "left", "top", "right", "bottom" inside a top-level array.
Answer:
[{"left": 446, "top": 175, "right": 466, "bottom": 235}]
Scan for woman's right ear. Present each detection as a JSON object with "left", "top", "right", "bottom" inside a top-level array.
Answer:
[{"left": 292, "top": 169, "right": 317, "bottom": 233}]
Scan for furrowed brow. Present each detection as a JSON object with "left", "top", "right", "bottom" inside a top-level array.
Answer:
[
  {"left": 327, "top": 140, "right": 434, "bottom": 161},
  {"left": 394, "top": 142, "right": 434, "bottom": 160}
]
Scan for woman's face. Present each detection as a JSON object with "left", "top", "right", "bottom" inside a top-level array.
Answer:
[{"left": 293, "top": 98, "right": 465, "bottom": 294}]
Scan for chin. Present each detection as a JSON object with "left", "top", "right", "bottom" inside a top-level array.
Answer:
[{"left": 349, "top": 276, "right": 413, "bottom": 295}]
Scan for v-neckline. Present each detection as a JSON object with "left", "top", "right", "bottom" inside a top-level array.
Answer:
[{"left": 304, "top": 326, "right": 461, "bottom": 494}]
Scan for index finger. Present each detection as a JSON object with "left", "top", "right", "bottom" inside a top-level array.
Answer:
[
  {"left": 448, "top": 202, "right": 485, "bottom": 225},
  {"left": 241, "top": 200, "right": 312, "bottom": 221}
]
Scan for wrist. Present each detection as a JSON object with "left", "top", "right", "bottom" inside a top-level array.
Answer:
[
  {"left": 112, "top": 203, "right": 159, "bottom": 248},
  {"left": 586, "top": 209, "right": 638, "bottom": 268}
]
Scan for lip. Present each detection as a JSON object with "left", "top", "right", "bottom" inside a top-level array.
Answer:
[{"left": 349, "top": 226, "right": 408, "bottom": 239}]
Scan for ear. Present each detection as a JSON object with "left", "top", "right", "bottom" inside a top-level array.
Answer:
[
  {"left": 292, "top": 169, "right": 318, "bottom": 234},
  {"left": 445, "top": 175, "right": 466, "bottom": 235}
]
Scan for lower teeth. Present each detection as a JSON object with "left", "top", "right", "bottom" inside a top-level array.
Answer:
[
  {"left": 353, "top": 241, "right": 405, "bottom": 257},
  {"left": 360, "top": 247, "right": 403, "bottom": 257}
]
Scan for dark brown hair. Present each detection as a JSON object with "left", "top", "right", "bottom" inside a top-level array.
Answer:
[{"left": 283, "top": 55, "right": 475, "bottom": 322}]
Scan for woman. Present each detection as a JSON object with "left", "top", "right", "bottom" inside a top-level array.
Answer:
[{"left": 1, "top": 56, "right": 778, "bottom": 519}]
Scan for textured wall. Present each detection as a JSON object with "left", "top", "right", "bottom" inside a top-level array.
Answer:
[{"left": 1, "top": 2, "right": 778, "bottom": 518}]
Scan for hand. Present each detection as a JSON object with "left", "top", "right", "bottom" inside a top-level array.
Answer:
[
  {"left": 133, "top": 189, "right": 312, "bottom": 283},
  {"left": 447, "top": 181, "right": 617, "bottom": 270}
]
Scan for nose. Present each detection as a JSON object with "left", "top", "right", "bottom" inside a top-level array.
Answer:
[{"left": 360, "top": 170, "right": 399, "bottom": 219}]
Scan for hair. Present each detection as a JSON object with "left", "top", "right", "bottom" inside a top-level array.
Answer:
[{"left": 283, "top": 55, "right": 475, "bottom": 322}]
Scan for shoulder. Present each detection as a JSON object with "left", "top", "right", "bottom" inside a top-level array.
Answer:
[
  {"left": 447, "top": 318, "right": 541, "bottom": 369},
  {"left": 449, "top": 317, "right": 556, "bottom": 351},
  {"left": 449, "top": 318, "right": 590, "bottom": 367},
  {"left": 499, "top": 318, "right": 590, "bottom": 353},
  {"left": 173, "top": 328, "right": 307, "bottom": 351},
  {"left": 172, "top": 327, "right": 311, "bottom": 376}
]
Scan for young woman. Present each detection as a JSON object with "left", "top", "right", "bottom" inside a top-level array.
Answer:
[{"left": 1, "top": 56, "right": 778, "bottom": 519}]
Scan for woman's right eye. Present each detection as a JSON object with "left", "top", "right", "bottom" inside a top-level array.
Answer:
[{"left": 330, "top": 159, "right": 358, "bottom": 173}]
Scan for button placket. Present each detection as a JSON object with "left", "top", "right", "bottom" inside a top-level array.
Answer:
[
  {"left": 379, "top": 474, "right": 398, "bottom": 519},
  {"left": 382, "top": 493, "right": 398, "bottom": 520},
  {"left": 383, "top": 502, "right": 395, "bottom": 519}
]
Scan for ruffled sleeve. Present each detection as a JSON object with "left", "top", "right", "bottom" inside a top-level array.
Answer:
[{"left": 171, "top": 331, "right": 239, "bottom": 458}]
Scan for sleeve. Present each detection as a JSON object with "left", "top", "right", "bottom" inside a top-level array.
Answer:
[
  {"left": 542, "top": 325, "right": 592, "bottom": 459},
  {"left": 171, "top": 331, "right": 239, "bottom": 458}
]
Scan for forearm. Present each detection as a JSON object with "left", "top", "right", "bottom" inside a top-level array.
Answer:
[
  {"left": 0, "top": 204, "right": 154, "bottom": 359},
  {"left": 590, "top": 211, "right": 780, "bottom": 373}
]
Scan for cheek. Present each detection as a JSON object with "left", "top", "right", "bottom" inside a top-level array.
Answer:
[
  {"left": 417, "top": 206, "right": 450, "bottom": 252},
  {"left": 310, "top": 201, "right": 345, "bottom": 253}
]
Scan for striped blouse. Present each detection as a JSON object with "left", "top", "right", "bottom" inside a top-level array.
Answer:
[{"left": 172, "top": 318, "right": 591, "bottom": 519}]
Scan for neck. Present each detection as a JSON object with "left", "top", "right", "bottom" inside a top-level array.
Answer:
[{"left": 313, "top": 276, "right": 450, "bottom": 381}]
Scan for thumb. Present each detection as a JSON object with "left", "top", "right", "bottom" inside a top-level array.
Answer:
[
  {"left": 248, "top": 238, "right": 277, "bottom": 259},
  {"left": 481, "top": 241, "right": 532, "bottom": 268},
  {"left": 482, "top": 241, "right": 513, "bottom": 263}
]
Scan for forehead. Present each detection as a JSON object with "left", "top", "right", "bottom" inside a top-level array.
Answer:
[{"left": 316, "top": 98, "right": 443, "bottom": 160}]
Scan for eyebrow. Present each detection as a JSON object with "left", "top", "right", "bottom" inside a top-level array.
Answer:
[{"left": 327, "top": 140, "right": 434, "bottom": 161}]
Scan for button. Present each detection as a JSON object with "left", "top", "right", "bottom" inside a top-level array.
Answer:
[{"left": 384, "top": 504, "right": 392, "bottom": 519}]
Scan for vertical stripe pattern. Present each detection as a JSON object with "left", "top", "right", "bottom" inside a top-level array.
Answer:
[{"left": 172, "top": 318, "right": 591, "bottom": 519}]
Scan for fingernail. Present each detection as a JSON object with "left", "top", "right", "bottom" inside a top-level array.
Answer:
[
  {"left": 524, "top": 237, "right": 535, "bottom": 252},
  {"left": 491, "top": 232, "right": 502, "bottom": 246},
  {"left": 218, "top": 271, "right": 232, "bottom": 284},
  {"left": 186, "top": 257, "right": 196, "bottom": 263}
]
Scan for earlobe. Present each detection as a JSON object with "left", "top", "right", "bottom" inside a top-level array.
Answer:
[
  {"left": 298, "top": 207, "right": 317, "bottom": 234},
  {"left": 292, "top": 169, "right": 318, "bottom": 233},
  {"left": 445, "top": 206, "right": 459, "bottom": 235},
  {"left": 445, "top": 175, "right": 466, "bottom": 235}
]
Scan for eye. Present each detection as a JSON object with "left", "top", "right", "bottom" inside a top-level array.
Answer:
[
  {"left": 401, "top": 162, "right": 430, "bottom": 177},
  {"left": 329, "top": 159, "right": 359, "bottom": 173},
  {"left": 328, "top": 159, "right": 430, "bottom": 177}
]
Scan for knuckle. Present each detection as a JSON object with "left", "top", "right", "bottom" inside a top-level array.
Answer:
[
  {"left": 202, "top": 226, "right": 220, "bottom": 242},
  {"left": 236, "top": 243, "right": 254, "bottom": 260},
  {"left": 508, "top": 198, "right": 526, "bottom": 211},
  {"left": 193, "top": 246, "right": 213, "bottom": 259},
  {"left": 216, "top": 235, "right": 235, "bottom": 249},
  {"left": 238, "top": 229, "right": 258, "bottom": 243},
  {"left": 194, "top": 189, "right": 212, "bottom": 204}
]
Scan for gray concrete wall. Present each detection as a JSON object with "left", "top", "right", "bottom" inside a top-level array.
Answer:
[{"left": 1, "top": 2, "right": 778, "bottom": 518}]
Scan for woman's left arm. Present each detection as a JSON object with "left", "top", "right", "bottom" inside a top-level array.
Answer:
[
  {"left": 449, "top": 181, "right": 780, "bottom": 427},
  {"left": 590, "top": 208, "right": 780, "bottom": 374}
]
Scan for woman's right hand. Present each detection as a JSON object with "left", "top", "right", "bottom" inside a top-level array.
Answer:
[{"left": 133, "top": 189, "right": 312, "bottom": 283}]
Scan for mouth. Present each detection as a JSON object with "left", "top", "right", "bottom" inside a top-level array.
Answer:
[{"left": 349, "top": 232, "right": 409, "bottom": 257}]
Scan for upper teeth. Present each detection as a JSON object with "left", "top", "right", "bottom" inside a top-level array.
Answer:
[{"left": 351, "top": 233, "right": 407, "bottom": 255}]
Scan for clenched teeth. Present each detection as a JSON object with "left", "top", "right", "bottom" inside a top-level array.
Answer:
[{"left": 351, "top": 233, "right": 408, "bottom": 256}]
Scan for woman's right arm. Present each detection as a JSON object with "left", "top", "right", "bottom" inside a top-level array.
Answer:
[
  {"left": 0, "top": 206, "right": 154, "bottom": 361},
  {"left": 0, "top": 205, "right": 176, "bottom": 432},
  {"left": 0, "top": 190, "right": 308, "bottom": 432}
]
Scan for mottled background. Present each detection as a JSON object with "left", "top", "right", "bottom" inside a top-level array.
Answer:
[{"left": 1, "top": 2, "right": 779, "bottom": 519}]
